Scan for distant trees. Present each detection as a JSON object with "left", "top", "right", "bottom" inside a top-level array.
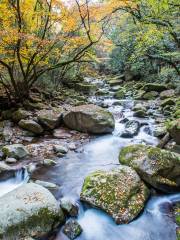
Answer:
[{"left": 107, "top": 0, "right": 180, "bottom": 79}]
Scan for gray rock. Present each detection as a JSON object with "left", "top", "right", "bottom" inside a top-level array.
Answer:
[
  {"left": 119, "top": 144, "right": 180, "bottom": 192},
  {"left": 37, "top": 109, "right": 63, "bottom": 130},
  {"left": 12, "top": 109, "right": 31, "bottom": 123},
  {"left": 167, "top": 119, "right": 180, "bottom": 144},
  {"left": 0, "top": 161, "right": 12, "bottom": 173},
  {"left": 35, "top": 180, "right": 58, "bottom": 189},
  {"left": 42, "top": 159, "right": 57, "bottom": 166},
  {"left": 80, "top": 166, "right": 149, "bottom": 224},
  {"left": 160, "top": 89, "right": 175, "bottom": 99},
  {"left": 0, "top": 120, "right": 13, "bottom": 142},
  {"left": 0, "top": 183, "right": 64, "bottom": 239},
  {"left": 5, "top": 157, "right": 17, "bottom": 164},
  {"left": 2, "top": 144, "right": 29, "bottom": 159},
  {"left": 153, "top": 124, "right": 167, "bottom": 137},
  {"left": 53, "top": 145, "right": 68, "bottom": 154},
  {"left": 19, "top": 119, "right": 43, "bottom": 134},
  {"left": 60, "top": 198, "right": 79, "bottom": 217},
  {"left": 63, "top": 220, "right": 82, "bottom": 240},
  {"left": 121, "top": 120, "right": 141, "bottom": 138},
  {"left": 63, "top": 104, "right": 115, "bottom": 134}
]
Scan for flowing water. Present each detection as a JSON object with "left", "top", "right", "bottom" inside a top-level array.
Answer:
[
  {"left": 0, "top": 80, "right": 179, "bottom": 240},
  {"left": 0, "top": 168, "right": 29, "bottom": 197}
]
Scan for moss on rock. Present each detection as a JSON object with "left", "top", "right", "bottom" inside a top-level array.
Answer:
[
  {"left": 119, "top": 144, "right": 180, "bottom": 192},
  {"left": 80, "top": 166, "right": 149, "bottom": 224}
]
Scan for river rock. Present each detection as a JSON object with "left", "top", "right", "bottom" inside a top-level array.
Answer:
[
  {"left": 167, "top": 119, "right": 180, "bottom": 144},
  {"left": 121, "top": 120, "right": 140, "bottom": 138},
  {"left": 119, "top": 144, "right": 180, "bottom": 192},
  {"left": 153, "top": 124, "right": 167, "bottom": 137},
  {"left": 160, "top": 89, "right": 175, "bottom": 99},
  {"left": 142, "top": 83, "right": 167, "bottom": 92},
  {"left": 53, "top": 145, "right": 68, "bottom": 154},
  {"left": 19, "top": 119, "right": 43, "bottom": 134},
  {"left": 35, "top": 180, "right": 58, "bottom": 189},
  {"left": 63, "top": 220, "right": 82, "bottom": 240},
  {"left": 5, "top": 157, "right": 17, "bottom": 164},
  {"left": 161, "top": 98, "right": 175, "bottom": 108},
  {"left": 12, "top": 109, "right": 31, "bottom": 123},
  {"left": 143, "top": 91, "right": 159, "bottom": 100},
  {"left": 133, "top": 109, "right": 147, "bottom": 118},
  {"left": 60, "top": 199, "right": 79, "bottom": 217},
  {"left": 0, "top": 120, "right": 13, "bottom": 142},
  {"left": 0, "top": 161, "right": 12, "bottom": 173},
  {"left": 2, "top": 144, "right": 29, "bottom": 159},
  {"left": 63, "top": 104, "right": 115, "bottom": 134},
  {"left": 37, "top": 109, "right": 63, "bottom": 130},
  {"left": 0, "top": 183, "right": 64, "bottom": 239},
  {"left": 80, "top": 166, "right": 149, "bottom": 224},
  {"left": 42, "top": 158, "right": 57, "bottom": 166}
]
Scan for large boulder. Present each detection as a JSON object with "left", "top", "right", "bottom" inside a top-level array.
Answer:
[
  {"left": 142, "top": 83, "right": 167, "bottom": 92},
  {"left": 2, "top": 144, "right": 29, "bottom": 159},
  {"left": 37, "top": 109, "right": 63, "bottom": 130},
  {"left": 142, "top": 91, "right": 159, "bottom": 100},
  {"left": 167, "top": 119, "right": 180, "bottom": 144},
  {"left": 63, "top": 104, "right": 115, "bottom": 134},
  {"left": 121, "top": 120, "right": 140, "bottom": 138},
  {"left": 19, "top": 119, "right": 43, "bottom": 134},
  {"left": 119, "top": 144, "right": 180, "bottom": 192},
  {"left": 0, "top": 183, "right": 64, "bottom": 239},
  {"left": 80, "top": 166, "right": 149, "bottom": 224}
]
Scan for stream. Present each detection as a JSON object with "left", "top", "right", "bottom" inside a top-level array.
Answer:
[{"left": 0, "top": 79, "right": 179, "bottom": 240}]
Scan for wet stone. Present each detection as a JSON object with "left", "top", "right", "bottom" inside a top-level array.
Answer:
[
  {"left": 60, "top": 199, "right": 79, "bottom": 217},
  {"left": 121, "top": 120, "right": 141, "bottom": 138},
  {"left": 63, "top": 220, "right": 82, "bottom": 240}
]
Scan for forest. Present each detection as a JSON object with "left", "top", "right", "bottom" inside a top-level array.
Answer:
[{"left": 0, "top": 0, "right": 179, "bottom": 240}]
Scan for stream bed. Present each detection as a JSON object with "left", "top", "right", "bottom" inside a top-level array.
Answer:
[{"left": 0, "top": 89, "right": 179, "bottom": 240}]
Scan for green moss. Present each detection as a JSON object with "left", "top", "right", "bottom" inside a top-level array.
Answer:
[
  {"left": 119, "top": 144, "right": 144, "bottom": 165},
  {"left": 0, "top": 207, "right": 64, "bottom": 239}
]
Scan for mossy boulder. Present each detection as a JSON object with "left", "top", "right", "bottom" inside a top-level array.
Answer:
[
  {"left": 23, "top": 100, "right": 45, "bottom": 110},
  {"left": 12, "top": 109, "right": 31, "bottom": 123},
  {"left": 161, "top": 98, "right": 175, "bottom": 108},
  {"left": 2, "top": 144, "right": 29, "bottom": 159},
  {"left": 114, "top": 89, "right": 126, "bottom": 99},
  {"left": 19, "top": 119, "right": 43, "bottom": 134},
  {"left": 133, "top": 109, "right": 146, "bottom": 118},
  {"left": 143, "top": 91, "right": 159, "bottom": 100},
  {"left": 0, "top": 183, "right": 64, "bottom": 239},
  {"left": 119, "top": 144, "right": 180, "bottom": 192},
  {"left": 167, "top": 119, "right": 180, "bottom": 144},
  {"left": 63, "top": 104, "right": 115, "bottom": 134},
  {"left": 142, "top": 83, "right": 167, "bottom": 92},
  {"left": 160, "top": 89, "right": 175, "bottom": 100},
  {"left": 80, "top": 166, "right": 150, "bottom": 224},
  {"left": 37, "top": 108, "right": 63, "bottom": 130}
]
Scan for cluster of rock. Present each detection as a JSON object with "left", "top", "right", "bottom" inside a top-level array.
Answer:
[
  {"left": 80, "top": 143, "right": 180, "bottom": 226},
  {"left": 0, "top": 104, "right": 115, "bottom": 137}
]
